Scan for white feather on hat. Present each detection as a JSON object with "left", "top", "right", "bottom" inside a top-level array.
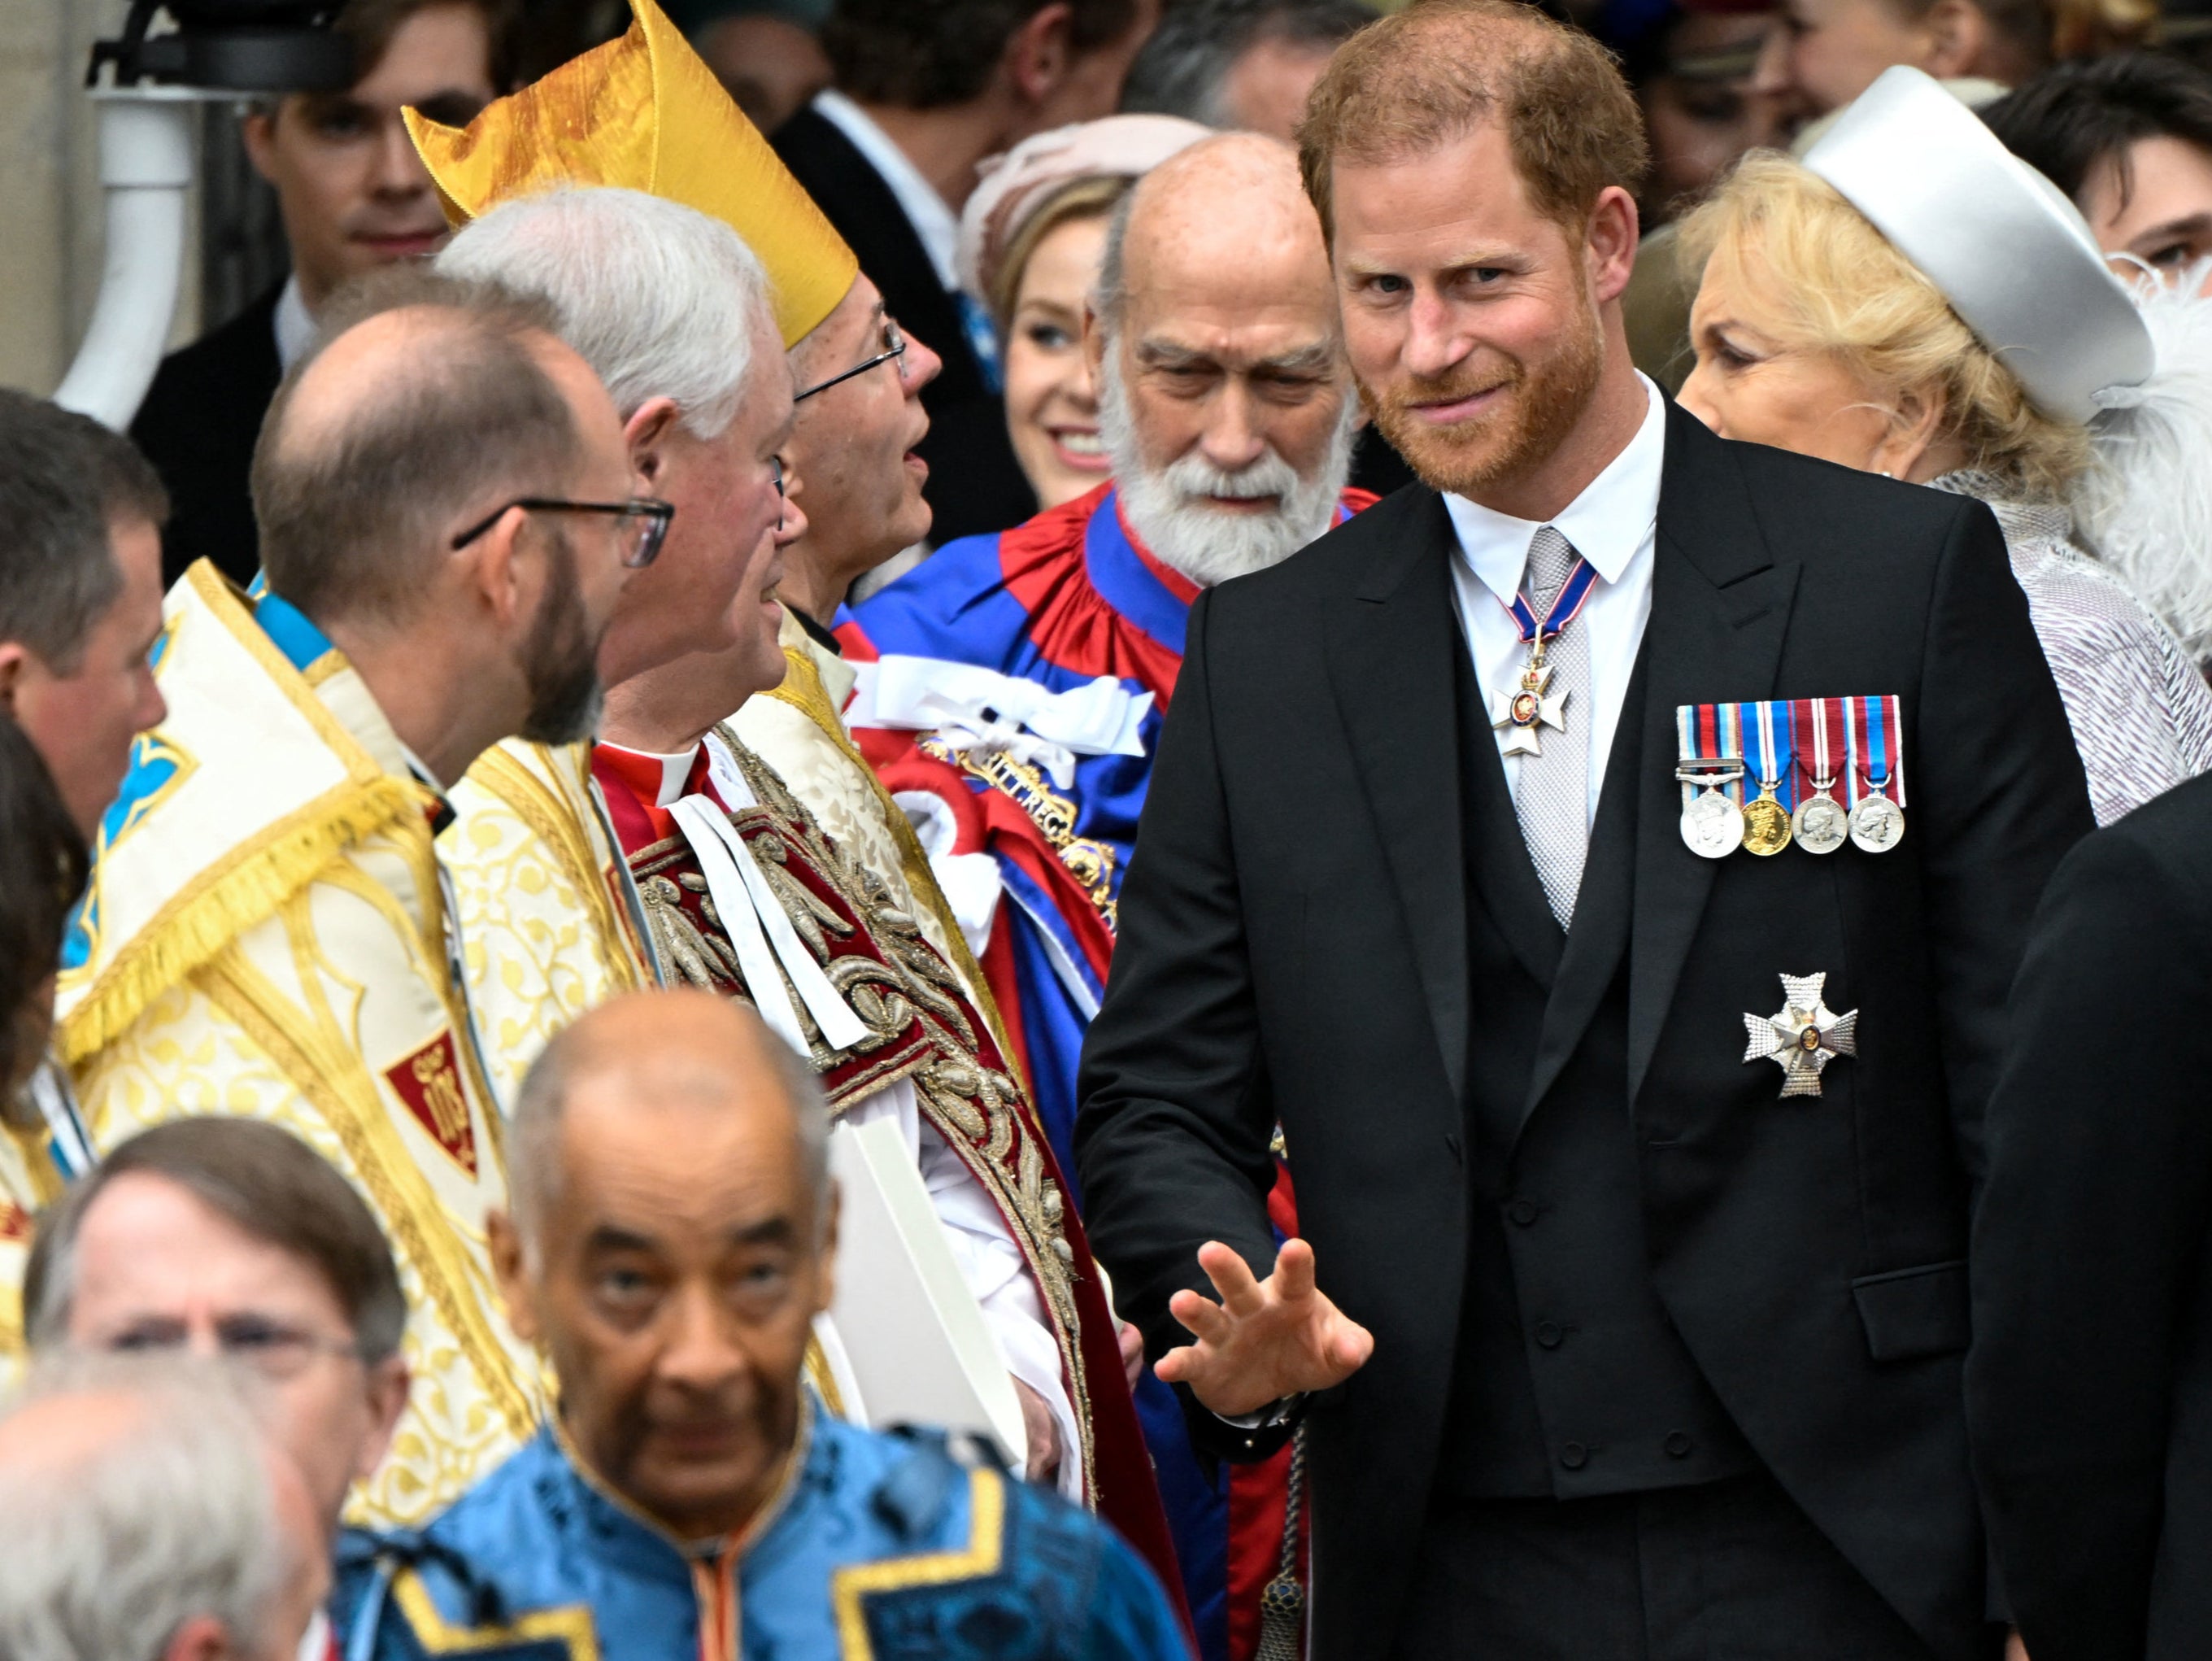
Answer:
[{"left": 2078, "top": 265, "right": 2212, "bottom": 665}]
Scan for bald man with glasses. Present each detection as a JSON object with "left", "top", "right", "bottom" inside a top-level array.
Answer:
[{"left": 58, "top": 268, "right": 643, "bottom": 1527}]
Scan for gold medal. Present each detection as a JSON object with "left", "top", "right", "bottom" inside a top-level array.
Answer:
[{"left": 1742, "top": 768, "right": 1792, "bottom": 857}]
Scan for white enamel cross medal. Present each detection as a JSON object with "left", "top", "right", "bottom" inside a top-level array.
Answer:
[
  {"left": 1743, "top": 971, "right": 1858, "bottom": 1099},
  {"left": 1491, "top": 652, "right": 1569, "bottom": 758}
]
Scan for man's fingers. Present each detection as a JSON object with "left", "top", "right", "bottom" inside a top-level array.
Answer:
[
  {"left": 1154, "top": 1343, "right": 1201, "bottom": 1385},
  {"left": 1274, "top": 1236, "right": 1317, "bottom": 1302},
  {"left": 1196, "top": 1240, "right": 1266, "bottom": 1315},
  {"left": 1325, "top": 1313, "right": 1377, "bottom": 1375},
  {"left": 1168, "top": 1286, "right": 1230, "bottom": 1345}
]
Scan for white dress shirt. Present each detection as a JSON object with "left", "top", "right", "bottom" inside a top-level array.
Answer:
[
  {"left": 1444, "top": 374, "right": 1666, "bottom": 830},
  {"left": 812, "top": 89, "right": 963, "bottom": 295},
  {"left": 272, "top": 274, "right": 316, "bottom": 373}
]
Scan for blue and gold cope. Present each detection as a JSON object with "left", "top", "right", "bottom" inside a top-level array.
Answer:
[{"left": 333, "top": 1408, "right": 1190, "bottom": 1661}]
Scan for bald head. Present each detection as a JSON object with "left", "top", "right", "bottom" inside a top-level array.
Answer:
[
  {"left": 509, "top": 991, "right": 832, "bottom": 1253},
  {"left": 494, "top": 992, "right": 838, "bottom": 1538},
  {"left": 252, "top": 272, "right": 599, "bottom": 630},
  {"left": 1095, "top": 133, "right": 1333, "bottom": 330}
]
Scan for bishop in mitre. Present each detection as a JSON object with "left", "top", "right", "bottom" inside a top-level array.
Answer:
[{"left": 405, "top": 0, "right": 1180, "bottom": 1595}]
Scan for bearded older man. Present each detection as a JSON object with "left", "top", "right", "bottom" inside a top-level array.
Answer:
[{"left": 841, "top": 133, "right": 1367, "bottom": 1189}]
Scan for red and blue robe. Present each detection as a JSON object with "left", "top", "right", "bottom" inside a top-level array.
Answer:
[{"left": 840, "top": 480, "right": 1371, "bottom": 1661}]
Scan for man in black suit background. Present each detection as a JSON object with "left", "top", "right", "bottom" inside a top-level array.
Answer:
[
  {"left": 1073, "top": 2, "right": 2092, "bottom": 1656},
  {"left": 133, "top": 0, "right": 514, "bottom": 588},
  {"left": 1968, "top": 768, "right": 2212, "bottom": 1661},
  {"left": 771, "top": 0, "right": 1159, "bottom": 547}
]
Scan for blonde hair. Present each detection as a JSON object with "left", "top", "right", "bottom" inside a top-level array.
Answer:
[
  {"left": 989, "top": 175, "right": 1131, "bottom": 330},
  {"left": 1677, "top": 149, "right": 2091, "bottom": 499}
]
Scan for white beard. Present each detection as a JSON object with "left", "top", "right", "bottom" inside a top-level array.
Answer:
[{"left": 1097, "top": 342, "right": 1358, "bottom": 589}]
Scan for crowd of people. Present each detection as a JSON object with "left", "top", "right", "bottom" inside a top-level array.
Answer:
[{"left": 9, "top": 0, "right": 2212, "bottom": 1656}]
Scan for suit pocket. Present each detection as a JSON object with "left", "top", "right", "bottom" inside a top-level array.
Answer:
[{"left": 1850, "top": 1259, "right": 1969, "bottom": 1362}]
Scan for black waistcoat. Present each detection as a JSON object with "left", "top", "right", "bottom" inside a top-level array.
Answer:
[{"left": 1435, "top": 632, "right": 1755, "bottom": 1498}]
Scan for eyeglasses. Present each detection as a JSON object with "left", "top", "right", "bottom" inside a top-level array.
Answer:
[
  {"left": 795, "top": 318, "right": 909, "bottom": 403},
  {"left": 451, "top": 496, "right": 675, "bottom": 569},
  {"left": 103, "top": 1316, "right": 368, "bottom": 1382}
]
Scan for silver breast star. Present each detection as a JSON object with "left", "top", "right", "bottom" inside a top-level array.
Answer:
[
  {"left": 1743, "top": 971, "right": 1858, "bottom": 1099},
  {"left": 1491, "top": 660, "right": 1569, "bottom": 758}
]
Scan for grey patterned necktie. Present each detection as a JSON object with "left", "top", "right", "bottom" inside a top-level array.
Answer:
[{"left": 1513, "top": 525, "right": 1589, "bottom": 926}]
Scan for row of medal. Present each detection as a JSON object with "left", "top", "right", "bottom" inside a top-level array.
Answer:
[{"left": 1675, "top": 695, "right": 1907, "bottom": 860}]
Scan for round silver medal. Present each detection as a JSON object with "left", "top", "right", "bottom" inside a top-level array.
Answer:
[
  {"left": 1681, "top": 787, "right": 1746, "bottom": 858},
  {"left": 1848, "top": 791, "right": 1905, "bottom": 853},
  {"left": 1792, "top": 792, "right": 1848, "bottom": 855}
]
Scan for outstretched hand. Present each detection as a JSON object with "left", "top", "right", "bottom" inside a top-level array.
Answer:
[{"left": 1156, "top": 1238, "right": 1374, "bottom": 1419}]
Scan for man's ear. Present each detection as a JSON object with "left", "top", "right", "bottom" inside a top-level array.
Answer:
[
  {"left": 1081, "top": 299, "right": 1110, "bottom": 378},
  {"left": 624, "top": 397, "right": 684, "bottom": 493},
  {"left": 459, "top": 504, "right": 537, "bottom": 635},
  {"left": 355, "top": 1354, "right": 411, "bottom": 1486},
  {"left": 1004, "top": 1, "right": 1076, "bottom": 103},
  {"left": 0, "top": 643, "right": 29, "bottom": 716},
  {"left": 1585, "top": 185, "right": 1642, "bottom": 307},
  {"left": 240, "top": 107, "right": 281, "bottom": 187},
  {"left": 486, "top": 1207, "right": 542, "bottom": 1347}
]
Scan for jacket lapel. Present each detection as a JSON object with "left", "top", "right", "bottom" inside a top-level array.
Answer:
[
  {"left": 1325, "top": 490, "right": 1473, "bottom": 1103},
  {"left": 1626, "top": 408, "right": 1801, "bottom": 1105}
]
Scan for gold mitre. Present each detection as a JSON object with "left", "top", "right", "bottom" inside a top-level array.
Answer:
[{"left": 402, "top": 0, "right": 856, "bottom": 347}]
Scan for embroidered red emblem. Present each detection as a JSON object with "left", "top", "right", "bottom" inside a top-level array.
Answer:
[
  {"left": 383, "top": 1031, "right": 477, "bottom": 1177},
  {"left": 0, "top": 1198, "right": 29, "bottom": 1243}
]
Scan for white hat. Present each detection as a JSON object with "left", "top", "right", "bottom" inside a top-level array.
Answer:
[{"left": 1803, "top": 65, "right": 2153, "bottom": 424}]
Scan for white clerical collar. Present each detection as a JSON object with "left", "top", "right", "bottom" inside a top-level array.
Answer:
[
  {"left": 812, "top": 89, "right": 963, "bottom": 295},
  {"left": 272, "top": 274, "right": 316, "bottom": 373},
  {"left": 1444, "top": 373, "right": 1666, "bottom": 607}
]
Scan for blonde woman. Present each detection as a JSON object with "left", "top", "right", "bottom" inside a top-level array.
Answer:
[
  {"left": 1679, "top": 67, "right": 2212, "bottom": 825},
  {"left": 956, "top": 115, "right": 1211, "bottom": 510}
]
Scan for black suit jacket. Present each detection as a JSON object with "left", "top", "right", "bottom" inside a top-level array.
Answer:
[
  {"left": 1075, "top": 404, "right": 2094, "bottom": 1659},
  {"left": 772, "top": 106, "right": 1038, "bottom": 547},
  {"left": 1970, "top": 769, "right": 2212, "bottom": 1661},
  {"left": 131, "top": 281, "right": 284, "bottom": 590}
]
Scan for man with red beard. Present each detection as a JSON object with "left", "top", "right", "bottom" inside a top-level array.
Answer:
[
  {"left": 841, "top": 132, "right": 1365, "bottom": 1661},
  {"left": 1075, "top": 2, "right": 2092, "bottom": 1658}
]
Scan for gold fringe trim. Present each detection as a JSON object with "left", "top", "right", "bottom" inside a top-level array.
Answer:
[{"left": 58, "top": 775, "right": 429, "bottom": 1066}]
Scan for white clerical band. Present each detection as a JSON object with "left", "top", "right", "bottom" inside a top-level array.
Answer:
[
  {"left": 668, "top": 780, "right": 869, "bottom": 1059},
  {"left": 847, "top": 655, "right": 1153, "bottom": 790}
]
